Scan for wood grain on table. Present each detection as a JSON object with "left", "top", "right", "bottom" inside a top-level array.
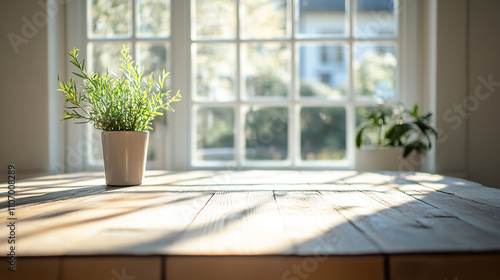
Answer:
[{"left": 1, "top": 170, "right": 499, "bottom": 280}]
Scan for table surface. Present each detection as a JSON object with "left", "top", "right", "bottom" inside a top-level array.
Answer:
[
  {"left": 1, "top": 170, "right": 499, "bottom": 256},
  {"left": 1, "top": 170, "right": 500, "bottom": 280}
]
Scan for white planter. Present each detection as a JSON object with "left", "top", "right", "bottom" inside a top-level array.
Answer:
[
  {"left": 355, "top": 146, "right": 421, "bottom": 171},
  {"left": 102, "top": 131, "right": 149, "bottom": 186}
]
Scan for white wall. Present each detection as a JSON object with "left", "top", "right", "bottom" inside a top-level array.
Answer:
[
  {"left": 432, "top": 0, "right": 469, "bottom": 177},
  {"left": 466, "top": 0, "right": 500, "bottom": 188},
  {"left": 425, "top": 0, "right": 500, "bottom": 188},
  {"left": 0, "top": 1, "right": 50, "bottom": 176}
]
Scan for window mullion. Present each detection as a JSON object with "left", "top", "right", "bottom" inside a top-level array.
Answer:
[
  {"left": 348, "top": 0, "right": 355, "bottom": 104},
  {"left": 290, "top": 0, "right": 297, "bottom": 167},
  {"left": 235, "top": 0, "right": 243, "bottom": 168},
  {"left": 169, "top": 0, "right": 191, "bottom": 170},
  {"left": 347, "top": 0, "right": 355, "bottom": 168},
  {"left": 130, "top": 0, "right": 137, "bottom": 84}
]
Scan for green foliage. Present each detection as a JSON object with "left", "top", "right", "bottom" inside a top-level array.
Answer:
[
  {"left": 355, "top": 105, "right": 393, "bottom": 147},
  {"left": 58, "top": 45, "right": 181, "bottom": 131},
  {"left": 245, "top": 107, "right": 288, "bottom": 160},
  {"left": 356, "top": 104, "right": 437, "bottom": 158},
  {"left": 301, "top": 107, "right": 346, "bottom": 160},
  {"left": 355, "top": 50, "right": 396, "bottom": 97}
]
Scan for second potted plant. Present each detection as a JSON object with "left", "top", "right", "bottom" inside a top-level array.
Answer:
[
  {"left": 58, "top": 46, "right": 181, "bottom": 186},
  {"left": 355, "top": 104, "right": 437, "bottom": 171}
]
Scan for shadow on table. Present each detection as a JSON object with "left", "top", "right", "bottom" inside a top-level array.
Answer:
[{"left": 3, "top": 170, "right": 500, "bottom": 280}]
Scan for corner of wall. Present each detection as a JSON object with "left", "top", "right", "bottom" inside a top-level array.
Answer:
[
  {"left": 422, "top": 0, "right": 469, "bottom": 178},
  {"left": 48, "top": 0, "right": 67, "bottom": 174}
]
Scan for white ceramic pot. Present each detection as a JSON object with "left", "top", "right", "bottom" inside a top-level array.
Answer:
[
  {"left": 102, "top": 131, "right": 149, "bottom": 186},
  {"left": 355, "top": 146, "right": 421, "bottom": 171}
]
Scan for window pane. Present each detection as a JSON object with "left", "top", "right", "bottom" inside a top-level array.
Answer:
[
  {"left": 356, "top": 105, "right": 378, "bottom": 126},
  {"left": 196, "top": 108, "right": 235, "bottom": 161},
  {"left": 355, "top": 0, "right": 397, "bottom": 38},
  {"left": 245, "top": 107, "right": 288, "bottom": 160},
  {"left": 147, "top": 114, "right": 167, "bottom": 161},
  {"left": 193, "top": 43, "right": 236, "bottom": 101},
  {"left": 301, "top": 107, "right": 346, "bottom": 160},
  {"left": 137, "top": 42, "right": 169, "bottom": 78},
  {"left": 89, "top": 0, "right": 131, "bottom": 38},
  {"left": 299, "top": 43, "right": 347, "bottom": 98},
  {"left": 240, "top": 0, "right": 288, "bottom": 39},
  {"left": 242, "top": 43, "right": 290, "bottom": 99},
  {"left": 192, "top": 0, "right": 236, "bottom": 39},
  {"left": 88, "top": 42, "right": 132, "bottom": 75},
  {"left": 137, "top": 0, "right": 170, "bottom": 37},
  {"left": 354, "top": 43, "right": 396, "bottom": 99},
  {"left": 297, "top": 0, "right": 346, "bottom": 37},
  {"left": 136, "top": 42, "right": 170, "bottom": 164}
]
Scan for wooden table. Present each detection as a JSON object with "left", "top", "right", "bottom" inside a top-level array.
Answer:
[{"left": 1, "top": 170, "right": 500, "bottom": 280}]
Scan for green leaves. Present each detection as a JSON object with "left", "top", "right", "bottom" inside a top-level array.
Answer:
[
  {"left": 58, "top": 45, "right": 181, "bottom": 131},
  {"left": 385, "top": 123, "right": 413, "bottom": 146},
  {"left": 355, "top": 104, "right": 438, "bottom": 158},
  {"left": 355, "top": 125, "right": 368, "bottom": 148}
]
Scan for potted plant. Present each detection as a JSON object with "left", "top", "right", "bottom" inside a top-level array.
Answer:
[
  {"left": 58, "top": 46, "right": 181, "bottom": 186},
  {"left": 355, "top": 104, "right": 437, "bottom": 171}
]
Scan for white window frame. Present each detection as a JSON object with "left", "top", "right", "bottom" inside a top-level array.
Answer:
[
  {"left": 64, "top": 0, "right": 420, "bottom": 172},
  {"left": 65, "top": 0, "right": 173, "bottom": 171}
]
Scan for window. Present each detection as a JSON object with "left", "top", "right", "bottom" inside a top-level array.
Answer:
[
  {"left": 191, "top": 0, "right": 398, "bottom": 168},
  {"left": 77, "top": 0, "right": 413, "bottom": 170},
  {"left": 84, "top": 0, "right": 171, "bottom": 168}
]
